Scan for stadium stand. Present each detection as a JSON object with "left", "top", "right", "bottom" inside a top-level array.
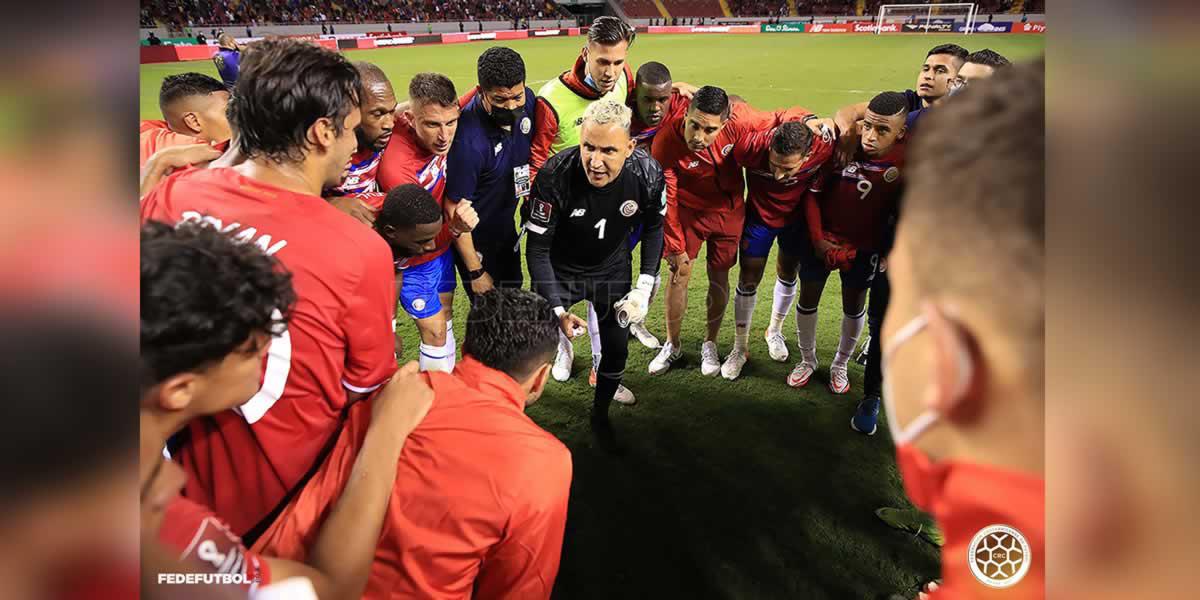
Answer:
[{"left": 141, "top": 0, "right": 571, "bottom": 28}]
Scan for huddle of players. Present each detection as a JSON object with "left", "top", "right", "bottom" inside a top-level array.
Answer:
[{"left": 136, "top": 24, "right": 1014, "bottom": 598}]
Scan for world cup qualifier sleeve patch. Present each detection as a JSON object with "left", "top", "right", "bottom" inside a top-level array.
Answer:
[{"left": 530, "top": 197, "right": 553, "bottom": 224}]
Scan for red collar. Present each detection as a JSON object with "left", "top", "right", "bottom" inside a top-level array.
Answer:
[
  {"left": 558, "top": 55, "right": 632, "bottom": 101},
  {"left": 453, "top": 355, "right": 529, "bottom": 412}
]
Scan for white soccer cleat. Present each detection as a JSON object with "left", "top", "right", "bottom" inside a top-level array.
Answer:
[
  {"left": 552, "top": 336, "right": 574, "bottom": 382},
  {"left": 786, "top": 359, "right": 817, "bottom": 388},
  {"left": 648, "top": 341, "right": 682, "bottom": 375},
  {"left": 629, "top": 321, "right": 662, "bottom": 349},
  {"left": 829, "top": 363, "right": 851, "bottom": 394},
  {"left": 720, "top": 348, "right": 748, "bottom": 380},
  {"left": 765, "top": 330, "right": 789, "bottom": 362},
  {"left": 613, "top": 384, "right": 637, "bottom": 406},
  {"left": 700, "top": 341, "right": 721, "bottom": 377}
]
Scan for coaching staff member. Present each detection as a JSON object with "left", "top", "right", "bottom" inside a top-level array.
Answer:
[
  {"left": 525, "top": 99, "right": 665, "bottom": 427},
  {"left": 448, "top": 47, "right": 537, "bottom": 299}
]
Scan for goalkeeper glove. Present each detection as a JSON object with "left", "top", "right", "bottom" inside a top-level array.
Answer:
[{"left": 614, "top": 274, "right": 655, "bottom": 327}]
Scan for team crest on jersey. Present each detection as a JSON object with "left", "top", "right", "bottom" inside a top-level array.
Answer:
[
  {"left": 521, "top": 116, "right": 532, "bottom": 135},
  {"left": 721, "top": 143, "right": 733, "bottom": 157},
  {"left": 412, "top": 298, "right": 427, "bottom": 312},
  {"left": 884, "top": 166, "right": 900, "bottom": 183},
  {"left": 620, "top": 200, "right": 638, "bottom": 217}
]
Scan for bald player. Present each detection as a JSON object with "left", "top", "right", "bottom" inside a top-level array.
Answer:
[
  {"left": 333, "top": 62, "right": 397, "bottom": 197},
  {"left": 139, "top": 73, "right": 231, "bottom": 167}
]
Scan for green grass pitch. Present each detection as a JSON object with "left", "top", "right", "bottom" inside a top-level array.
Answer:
[{"left": 141, "top": 32, "right": 1045, "bottom": 599}]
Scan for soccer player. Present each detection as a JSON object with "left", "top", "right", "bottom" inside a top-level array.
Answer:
[
  {"left": 647, "top": 85, "right": 776, "bottom": 376},
  {"left": 251, "top": 288, "right": 572, "bottom": 600},
  {"left": 140, "top": 72, "right": 231, "bottom": 167},
  {"left": 447, "top": 47, "right": 537, "bottom": 300},
  {"left": 526, "top": 99, "right": 665, "bottom": 421},
  {"left": 141, "top": 221, "right": 433, "bottom": 600},
  {"left": 332, "top": 62, "right": 396, "bottom": 196},
  {"left": 956, "top": 48, "right": 1012, "bottom": 86},
  {"left": 629, "top": 61, "right": 690, "bottom": 149},
  {"left": 213, "top": 33, "right": 241, "bottom": 89},
  {"left": 883, "top": 61, "right": 1044, "bottom": 598},
  {"left": 532, "top": 15, "right": 636, "bottom": 169},
  {"left": 789, "top": 91, "right": 908, "bottom": 398},
  {"left": 723, "top": 118, "right": 835, "bottom": 380},
  {"left": 139, "top": 39, "right": 399, "bottom": 534},
  {"left": 369, "top": 184, "right": 478, "bottom": 372},
  {"left": 371, "top": 73, "right": 465, "bottom": 371}
]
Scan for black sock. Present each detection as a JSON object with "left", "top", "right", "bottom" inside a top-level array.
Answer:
[{"left": 592, "top": 375, "right": 618, "bottom": 421}]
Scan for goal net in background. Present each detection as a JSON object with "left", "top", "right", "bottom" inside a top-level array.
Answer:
[{"left": 875, "top": 3, "right": 977, "bottom": 34}]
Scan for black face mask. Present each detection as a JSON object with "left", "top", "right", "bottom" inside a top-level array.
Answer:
[{"left": 490, "top": 104, "right": 525, "bottom": 128}]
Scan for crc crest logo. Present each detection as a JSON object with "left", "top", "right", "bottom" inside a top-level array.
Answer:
[
  {"left": 619, "top": 200, "right": 638, "bottom": 217},
  {"left": 968, "top": 524, "right": 1032, "bottom": 588},
  {"left": 721, "top": 143, "right": 733, "bottom": 157},
  {"left": 883, "top": 166, "right": 900, "bottom": 183},
  {"left": 520, "top": 116, "right": 532, "bottom": 135}
]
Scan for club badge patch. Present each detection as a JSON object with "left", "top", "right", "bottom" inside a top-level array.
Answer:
[
  {"left": 412, "top": 298, "right": 427, "bottom": 312},
  {"left": 620, "top": 200, "right": 638, "bottom": 217},
  {"left": 721, "top": 143, "right": 734, "bottom": 157},
  {"left": 520, "top": 116, "right": 532, "bottom": 135},
  {"left": 884, "top": 166, "right": 900, "bottom": 183},
  {"left": 531, "top": 198, "right": 553, "bottom": 223}
]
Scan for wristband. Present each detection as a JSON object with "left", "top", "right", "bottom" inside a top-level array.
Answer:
[
  {"left": 553, "top": 306, "right": 567, "bottom": 318},
  {"left": 635, "top": 274, "right": 656, "bottom": 293},
  {"left": 467, "top": 268, "right": 486, "bottom": 281}
]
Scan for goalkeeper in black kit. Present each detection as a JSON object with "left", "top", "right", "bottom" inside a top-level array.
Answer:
[{"left": 525, "top": 98, "right": 666, "bottom": 429}]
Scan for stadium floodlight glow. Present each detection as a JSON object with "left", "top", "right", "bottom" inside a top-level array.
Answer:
[{"left": 875, "top": 3, "right": 977, "bottom": 35}]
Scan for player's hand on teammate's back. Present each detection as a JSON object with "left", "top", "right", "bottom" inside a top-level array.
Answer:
[
  {"left": 371, "top": 361, "right": 434, "bottom": 436},
  {"left": 559, "top": 312, "right": 588, "bottom": 338},
  {"left": 329, "top": 195, "right": 376, "bottom": 227},
  {"left": 447, "top": 199, "right": 479, "bottom": 235},
  {"left": 806, "top": 118, "right": 836, "bottom": 139},
  {"left": 835, "top": 120, "right": 862, "bottom": 165},
  {"left": 671, "top": 81, "right": 699, "bottom": 99}
]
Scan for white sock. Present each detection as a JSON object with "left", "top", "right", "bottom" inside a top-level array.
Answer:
[
  {"left": 795, "top": 304, "right": 818, "bottom": 363},
  {"left": 418, "top": 341, "right": 454, "bottom": 372},
  {"left": 649, "top": 273, "right": 662, "bottom": 304},
  {"left": 445, "top": 319, "right": 456, "bottom": 371},
  {"left": 833, "top": 309, "right": 866, "bottom": 367},
  {"left": 733, "top": 286, "right": 757, "bottom": 351},
  {"left": 558, "top": 329, "right": 573, "bottom": 355},
  {"left": 586, "top": 302, "right": 602, "bottom": 357},
  {"left": 767, "top": 277, "right": 797, "bottom": 334}
]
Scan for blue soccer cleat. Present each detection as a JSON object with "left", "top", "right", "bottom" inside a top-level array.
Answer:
[{"left": 851, "top": 395, "right": 880, "bottom": 435}]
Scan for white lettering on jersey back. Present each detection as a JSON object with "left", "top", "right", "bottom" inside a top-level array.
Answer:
[{"left": 178, "top": 211, "right": 289, "bottom": 256}]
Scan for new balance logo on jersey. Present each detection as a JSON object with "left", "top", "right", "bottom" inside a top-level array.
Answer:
[
  {"left": 687, "top": 160, "right": 700, "bottom": 169},
  {"left": 494, "top": 142, "right": 504, "bottom": 156},
  {"left": 570, "top": 208, "right": 587, "bottom": 218}
]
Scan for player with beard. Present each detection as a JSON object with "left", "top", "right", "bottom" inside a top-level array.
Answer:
[
  {"left": 332, "top": 62, "right": 396, "bottom": 196},
  {"left": 369, "top": 73, "right": 468, "bottom": 372},
  {"left": 721, "top": 117, "right": 835, "bottom": 380},
  {"left": 140, "top": 39, "right": 399, "bottom": 535},
  {"left": 789, "top": 92, "right": 908, "bottom": 402}
]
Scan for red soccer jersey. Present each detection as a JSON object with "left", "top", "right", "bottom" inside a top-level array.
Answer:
[
  {"left": 629, "top": 90, "right": 691, "bottom": 149},
  {"left": 734, "top": 107, "right": 835, "bottom": 228},
  {"left": 139, "top": 120, "right": 228, "bottom": 169},
  {"left": 806, "top": 142, "right": 906, "bottom": 252},
  {"left": 375, "top": 119, "right": 453, "bottom": 267},
  {"left": 140, "top": 167, "right": 398, "bottom": 534},
  {"left": 651, "top": 101, "right": 778, "bottom": 213},
  {"left": 334, "top": 147, "right": 383, "bottom": 196},
  {"left": 158, "top": 496, "right": 272, "bottom": 591},
  {"left": 252, "top": 357, "right": 572, "bottom": 600}
]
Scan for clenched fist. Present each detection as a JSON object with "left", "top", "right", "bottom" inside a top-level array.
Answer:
[{"left": 447, "top": 199, "right": 479, "bottom": 236}]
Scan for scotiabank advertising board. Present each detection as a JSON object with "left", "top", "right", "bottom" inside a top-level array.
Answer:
[
  {"left": 854, "top": 22, "right": 900, "bottom": 33},
  {"left": 806, "top": 22, "right": 853, "bottom": 33}
]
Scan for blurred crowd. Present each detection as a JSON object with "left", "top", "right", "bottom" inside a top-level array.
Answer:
[
  {"left": 728, "top": 0, "right": 789, "bottom": 17},
  {"left": 141, "top": 0, "right": 570, "bottom": 28}
]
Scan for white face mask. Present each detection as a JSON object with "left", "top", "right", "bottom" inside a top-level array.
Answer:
[{"left": 881, "top": 313, "right": 941, "bottom": 446}]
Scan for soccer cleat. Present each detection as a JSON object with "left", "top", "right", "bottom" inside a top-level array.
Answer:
[
  {"left": 850, "top": 395, "right": 880, "bottom": 435},
  {"left": 786, "top": 359, "right": 817, "bottom": 388},
  {"left": 720, "top": 348, "right": 748, "bottom": 380},
  {"left": 829, "top": 362, "right": 851, "bottom": 394},
  {"left": 648, "top": 341, "right": 682, "bottom": 375},
  {"left": 855, "top": 334, "right": 871, "bottom": 366},
  {"left": 613, "top": 384, "right": 636, "bottom": 405},
  {"left": 700, "top": 341, "right": 721, "bottom": 377},
  {"left": 552, "top": 336, "right": 574, "bottom": 382},
  {"left": 629, "top": 321, "right": 662, "bottom": 349},
  {"left": 765, "top": 330, "right": 789, "bottom": 362}
]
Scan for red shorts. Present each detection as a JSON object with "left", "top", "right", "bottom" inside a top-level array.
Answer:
[{"left": 664, "top": 202, "right": 745, "bottom": 271}]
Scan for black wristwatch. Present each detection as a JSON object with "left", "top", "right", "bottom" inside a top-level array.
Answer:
[{"left": 467, "top": 268, "right": 486, "bottom": 281}]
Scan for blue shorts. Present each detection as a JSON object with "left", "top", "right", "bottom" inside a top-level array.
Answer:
[
  {"left": 398, "top": 250, "right": 456, "bottom": 319},
  {"left": 740, "top": 211, "right": 808, "bottom": 259},
  {"left": 799, "top": 247, "right": 880, "bottom": 290}
]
